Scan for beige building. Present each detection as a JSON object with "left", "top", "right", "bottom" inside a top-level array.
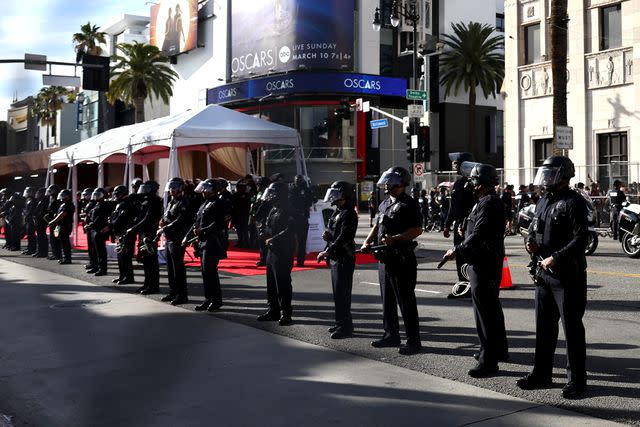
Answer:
[{"left": 503, "top": 0, "right": 640, "bottom": 189}]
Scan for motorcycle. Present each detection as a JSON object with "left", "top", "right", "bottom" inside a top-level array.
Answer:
[{"left": 618, "top": 202, "right": 640, "bottom": 258}]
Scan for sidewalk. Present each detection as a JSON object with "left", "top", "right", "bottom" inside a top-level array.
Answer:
[{"left": 0, "top": 259, "right": 618, "bottom": 427}]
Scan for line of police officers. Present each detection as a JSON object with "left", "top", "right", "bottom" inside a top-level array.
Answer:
[{"left": 0, "top": 154, "right": 589, "bottom": 399}]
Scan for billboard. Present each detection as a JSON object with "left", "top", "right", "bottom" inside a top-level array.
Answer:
[
  {"left": 150, "top": 0, "right": 198, "bottom": 56},
  {"left": 231, "top": 0, "right": 354, "bottom": 79}
]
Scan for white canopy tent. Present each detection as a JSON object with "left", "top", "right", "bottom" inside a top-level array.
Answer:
[{"left": 48, "top": 104, "right": 307, "bottom": 245}]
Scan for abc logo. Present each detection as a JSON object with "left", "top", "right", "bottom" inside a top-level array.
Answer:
[{"left": 279, "top": 46, "right": 291, "bottom": 63}]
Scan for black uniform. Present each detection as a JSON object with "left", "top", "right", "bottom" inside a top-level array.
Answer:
[
  {"left": 253, "top": 199, "right": 273, "bottom": 265},
  {"left": 454, "top": 193, "right": 508, "bottom": 366},
  {"left": 57, "top": 200, "right": 75, "bottom": 262},
  {"left": 231, "top": 189, "right": 251, "bottom": 248},
  {"left": 324, "top": 203, "right": 358, "bottom": 332},
  {"left": 445, "top": 177, "right": 475, "bottom": 281},
  {"left": 82, "top": 200, "right": 97, "bottom": 269},
  {"left": 417, "top": 194, "right": 429, "bottom": 229},
  {"left": 501, "top": 190, "right": 514, "bottom": 224},
  {"left": 191, "top": 195, "right": 228, "bottom": 306},
  {"left": 47, "top": 197, "right": 63, "bottom": 259},
  {"left": 109, "top": 198, "right": 136, "bottom": 282},
  {"left": 438, "top": 190, "right": 450, "bottom": 230},
  {"left": 0, "top": 200, "right": 13, "bottom": 249},
  {"left": 163, "top": 195, "right": 191, "bottom": 298},
  {"left": 24, "top": 196, "right": 37, "bottom": 254},
  {"left": 263, "top": 205, "right": 296, "bottom": 318},
  {"left": 289, "top": 183, "right": 314, "bottom": 265},
  {"left": 376, "top": 193, "right": 422, "bottom": 347},
  {"left": 515, "top": 190, "right": 531, "bottom": 213},
  {"left": 87, "top": 200, "right": 113, "bottom": 273},
  {"left": 130, "top": 195, "right": 163, "bottom": 291},
  {"left": 6, "top": 199, "right": 25, "bottom": 251},
  {"left": 608, "top": 187, "right": 626, "bottom": 239},
  {"left": 528, "top": 187, "right": 589, "bottom": 386},
  {"left": 33, "top": 196, "right": 49, "bottom": 257},
  {"left": 368, "top": 193, "right": 378, "bottom": 226}
]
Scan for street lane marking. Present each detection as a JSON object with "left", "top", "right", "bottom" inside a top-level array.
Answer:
[
  {"left": 509, "top": 263, "right": 640, "bottom": 278},
  {"left": 360, "top": 281, "right": 441, "bottom": 294}
]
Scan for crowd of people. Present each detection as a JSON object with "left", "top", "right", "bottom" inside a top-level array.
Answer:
[{"left": 0, "top": 152, "right": 598, "bottom": 400}]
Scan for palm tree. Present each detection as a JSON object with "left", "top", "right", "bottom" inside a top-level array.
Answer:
[
  {"left": 72, "top": 22, "right": 107, "bottom": 63},
  {"left": 439, "top": 21, "right": 504, "bottom": 153},
  {"left": 550, "top": 0, "right": 568, "bottom": 155},
  {"left": 33, "top": 86, "right": 72, "bottom": 147},
  {"left": 107, "top": 41, "right": 178, "bottom": 123}
]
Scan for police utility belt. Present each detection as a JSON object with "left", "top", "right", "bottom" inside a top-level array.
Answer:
[{"left": 370, "top": 241, "right": 417, "bottom": 263}]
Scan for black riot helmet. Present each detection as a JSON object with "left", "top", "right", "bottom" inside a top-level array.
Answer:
[
  {"left": 9, "top": 192, "right": 22, "bottom": 203},
  {"left": 534, "top": 156, "right": 575, "bottom": 191},
  {"left": 138, "top": 180, "right": 160, "bottom": 195},
  {"left": 469, "top": 163, "right": 499, "bottom": 187},
  {"left": 613, "top": 179, "right": 622, "bottom": 188},
  {"left": 112, "top": 185, "right": 128, "bottom": 199},
  {"left": 377, "top": 166, "right": 411, "bottom": 192},
  {"left": 23, "top": 186, "right": 35, "bottom": 198},
  {"left": 91, "top": 187, "right": 106, "bottom": 201},
  {"left": 324, "top": 181, "right": 354, "bottom": 205},
  {"left": 58, "top": 189, "right": 72, "bottom": 201},
  {"left": 216, "top": 178, "right": 229, "bottom": 192},
  {"left": 81, "top": 187, "right": 94, "bottom": 200},
  {"left": 130, "top": 177, "right": 143, "bottom": 193},
  {"left": 449, "top": 152, "right": 474, "bottom": 174},
  {"left": 35, "top": 187, "right": 46, "bottom": 199},
  {"left": 261, "top": 181, "right": 289, "bottom": 205},
  {"left": 165, "top": 177, "right": 185, "bottom": 193},
  {"left": 194, "top": 178, "right": 218, "bottom": 195},
  {"left": 47, "top": 184, "right": 61, "bottom": 196}
]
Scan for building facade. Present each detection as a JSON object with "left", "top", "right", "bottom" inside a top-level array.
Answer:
[{"left": 503, "top": 0, "right": 640, "bottom": 189}]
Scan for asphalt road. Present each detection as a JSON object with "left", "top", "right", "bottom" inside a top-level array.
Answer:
[{"left": 0, "top": 219, "right": 638, "bottom": 425}]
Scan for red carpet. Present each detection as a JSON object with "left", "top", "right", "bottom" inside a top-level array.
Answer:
[{"left": 71, "top": 226, "right": 376, "bottom": 276}]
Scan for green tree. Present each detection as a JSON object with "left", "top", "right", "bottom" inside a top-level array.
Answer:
[
  {"left": 33, "top": 86, "right": 72, "bottom": 146},
  {"left": 107, "top": 41, "right": 178, "bottom": 123},
  {"left": 72, "top": 22, "right": 107, "bottom": 63},
  {"left": 439, "top": 21, "right": 504, "bottom": 153}
]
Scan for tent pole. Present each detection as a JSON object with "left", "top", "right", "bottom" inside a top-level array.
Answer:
[
  {"left": 66, "top": 165, "right": 72, "bottom": 189},
  {"left": 128, "top": 146, "right": 135, "bottom": 187},
  {"left": 97, "top": 163, "right": 104, "bottom": 188},
  {"left": 296, "top": 135, "right": 309, "bottom": 177},
  {"left": 143, "top": 163, "right": 150, "bottom": 181},
  {"left": 44, "top": 158, "right": 52, "bottom": 188},
  {"left": 123, "top": 159, "right": 129, "bottom": 186},
  {"left": 71, "top": 161, "right": 78, "bottom": 247},
  {"left": 206, "top": 148, "right": 212, "bottom": 178}
]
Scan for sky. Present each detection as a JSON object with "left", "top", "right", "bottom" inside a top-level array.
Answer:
[{"left": 0, "top": 0, "right": 150, "bottom": 117}]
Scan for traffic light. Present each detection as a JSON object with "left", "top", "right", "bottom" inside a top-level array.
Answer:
[
  {"left": 406, "top": 133, "right": 415, "bottom": 163},
  {"left": 82, "top": 54, "right": 110, "bottom": 92},
  {"left": 417, "top": 126, "right": 430, "bottom": 163}
]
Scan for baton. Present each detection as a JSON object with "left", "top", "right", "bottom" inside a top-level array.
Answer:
[
  {"left": 437, "top": 257, "right": 449, "bottom": 269},
  {"left": 356, "top": 244, "right": 388, "bottom": 254}
]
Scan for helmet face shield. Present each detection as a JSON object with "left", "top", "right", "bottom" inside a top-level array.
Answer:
[
  {"left": 91, "top": 190, "right": 105, "bottom": 201},
  {"left": 534, "top": 166, "right": 562, "bottom": 188},
  {"left": 194, "top": 181, "right": 215, "bottom": 194},
  {"left": 460, "top": 161, "right": 481, "bottom": 178},
  {"left": 323, "top": 188, "right": 344, "bottom": 204},
  {"left": 376, "top": 171, "right": 404, "bottom": 188}
]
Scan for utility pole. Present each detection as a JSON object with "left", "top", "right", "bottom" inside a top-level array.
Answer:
[{"left": 550, "top": 0, "right": 569, "bottom": 155}]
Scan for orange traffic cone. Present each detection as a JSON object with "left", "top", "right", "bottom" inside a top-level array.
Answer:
[{"left": 500, "top": 257, "right": 514, "bottom": 289}]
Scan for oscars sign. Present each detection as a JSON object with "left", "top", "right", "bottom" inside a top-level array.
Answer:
[{"left": 150, "top": 0, "right": 198, "bottom": 57}]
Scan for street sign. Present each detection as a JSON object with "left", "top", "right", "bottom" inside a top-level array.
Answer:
[
  {"left": 370, "top": 118, "right": 389, "bottom": 129},
  {"left": 408, "top": 104, "right": 424, "bottom": 118},
  {"left": 363, "top": 101, "right": 370, "bottom": 113},
  {"left": 355, "top": 98, "right": 363, "bottom": 112},
  {"left": 406, "top": 89, "right": 428, "bottom": 101},
  {"left": 402, "top": 116, "right": 410, "bottom": 134},
  {"left": 411, "top": 134, "right": 418, "bottom": 149},
  {"left": 556, "top": 125, "right": 573, "bottom": 150},
  {"left": 413, "top": 162, "right": 426, "bottom": 177},
  {"left": 24, "top": 53, "right": 47, "bottom": 71},
  {"left": 43, "top": 75, "right": 81, "bottom": 87}
]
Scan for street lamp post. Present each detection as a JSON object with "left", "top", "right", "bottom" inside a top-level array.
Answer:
[{"left": 373, "top": 0, "right": 422, "bottom": 166}]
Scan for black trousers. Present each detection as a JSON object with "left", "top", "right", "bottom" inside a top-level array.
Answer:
[
  {"left": 234, "top": 216, "right": 249, "bottom": 247},
  {"left": 453, "top": 230, "right": 466, "bottom": 281},
  {"left": 610, "top": 206, "right": 621, "bottom": 239},
  {"left": 25, "top": 222, "right": 36, "bottom": 253},
  {"left": 533, "top": 271, "right": 587, "bottom": 384},
  {"left": 9, "top": 222, "right": 22, "bottom": 250},
  {"left": 91, "top": 230, "right": 108, "bottom": 272},
  {"left": 49, "top": 226, "right": 62, "bottom": 259},
  {"left": 59, "top": 230, "right": 72, "bottom": 262},
  {"left": 330, "top": 258, "right": 355, "bottom": 329},
  {"left": 378, "top": 254, "right": 421, "bottom": 345},
  {"left": 294, "top": 219, "right": 309, "bottom": 263},
  {"left": 468, "top": 266, "right": 508, "bottom": 365},
  {"left": 266, "top": 249, "right": 293, "bottom": 316},
  {"left": 117, "top": 236, "right": 135, "bottom": 281},
  {"left": 86, "top": 227, "right": 97, "bottom": 267},
  {"left": 36, "top": 224, "right": 48, "bottom": 256},
  {"left": 166, "top": 240, "right": 187, "bottom": 297},
  {"left": 140, "top": 239, "right": 159, "bottom": 289},
  {"left": 200, "top": 244, "right": 222, "bottom": 304}
]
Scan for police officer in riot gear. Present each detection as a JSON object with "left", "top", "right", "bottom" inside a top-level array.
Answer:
[
  {"left": 127, "top": 180, "right": 163, "bottom": 295},
  {"left": 85, "top": 188, "right": 112, "bottom": 276},
  {"left": 107, "top": 185, "right": 136, "bottom": 285},
  {"left": 46, "top": 185, "right": 63, "bottom": 260},
  {"left": 444, "top": 153, "right": 476, "bottom": 292},
  {"left": 608, "top": 179, "right": 626, "bottom": 240},
  {"left": 80, "top": 188, "right": 97, "bottom": 270},
  {"left": 184, "top": 178, "right": 228, "bottom": 311},
  {"left": 251, "top": 177, "right": 272, "bottom": 266},
  {"left": 33, "top": 188, "right": 49, "bottom": 258},
  {"left": 362, "top": 166, "right": 423, "bottom": 355},
  {"left": 22, "top": 187, "right": 37, "bottom": 255},
  {"left": 257, "top": 181, "right": 296, "bottom": 325},
  {"left": 317, "top": 181, "right": 358, "bottom": 339},
  {"left": 161, "top": 178, "right": 192, "bottom": 305},
  {"left": 48, "top": 189, "right": 75, "bottom": 264},
  {"left": 444, "top": 164, "right": 508, "bottom": 378},
  {"left": 231, "top": 180, "right": 251, "bottom": 248},
  {"left": 4, "top": 193, "right": 25, "bottom": 251},
  {"left": 517, "top": 156, "right": 589, "bottom": 399},
  {"left": 289, "top": 174, "right": 314, "bottom": 266}
]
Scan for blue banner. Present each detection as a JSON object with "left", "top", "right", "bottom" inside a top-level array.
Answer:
[
  {"left": 231, "top": 0, "right": 354, "bottom": 79},
  {"left": 207, "top": 72, "right": 407, "bottom": 104}
]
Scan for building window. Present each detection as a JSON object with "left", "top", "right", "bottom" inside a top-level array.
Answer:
[
  {"left": 600, "top": 4, "right": 622, "bottom": 50},
  {"left": 534, "top": 138, "right": 552, "bottom": 166},
  {"left": 496, "top": 13, "right": 504, "bottom": 32},
  {"left": 525, "top": 24, "right": 541, "bottom": 64},
  {"left": 598, "top": 131, "right": 628, "bottom": 189}
]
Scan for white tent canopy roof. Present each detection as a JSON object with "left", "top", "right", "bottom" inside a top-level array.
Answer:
[{"left": 50, "top": 104, "right": 301, "bottom": 167}]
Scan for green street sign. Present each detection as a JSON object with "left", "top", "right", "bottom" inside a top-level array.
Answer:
[{"left": 406, "top": 89, "right": 428, "bottom": 101}]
